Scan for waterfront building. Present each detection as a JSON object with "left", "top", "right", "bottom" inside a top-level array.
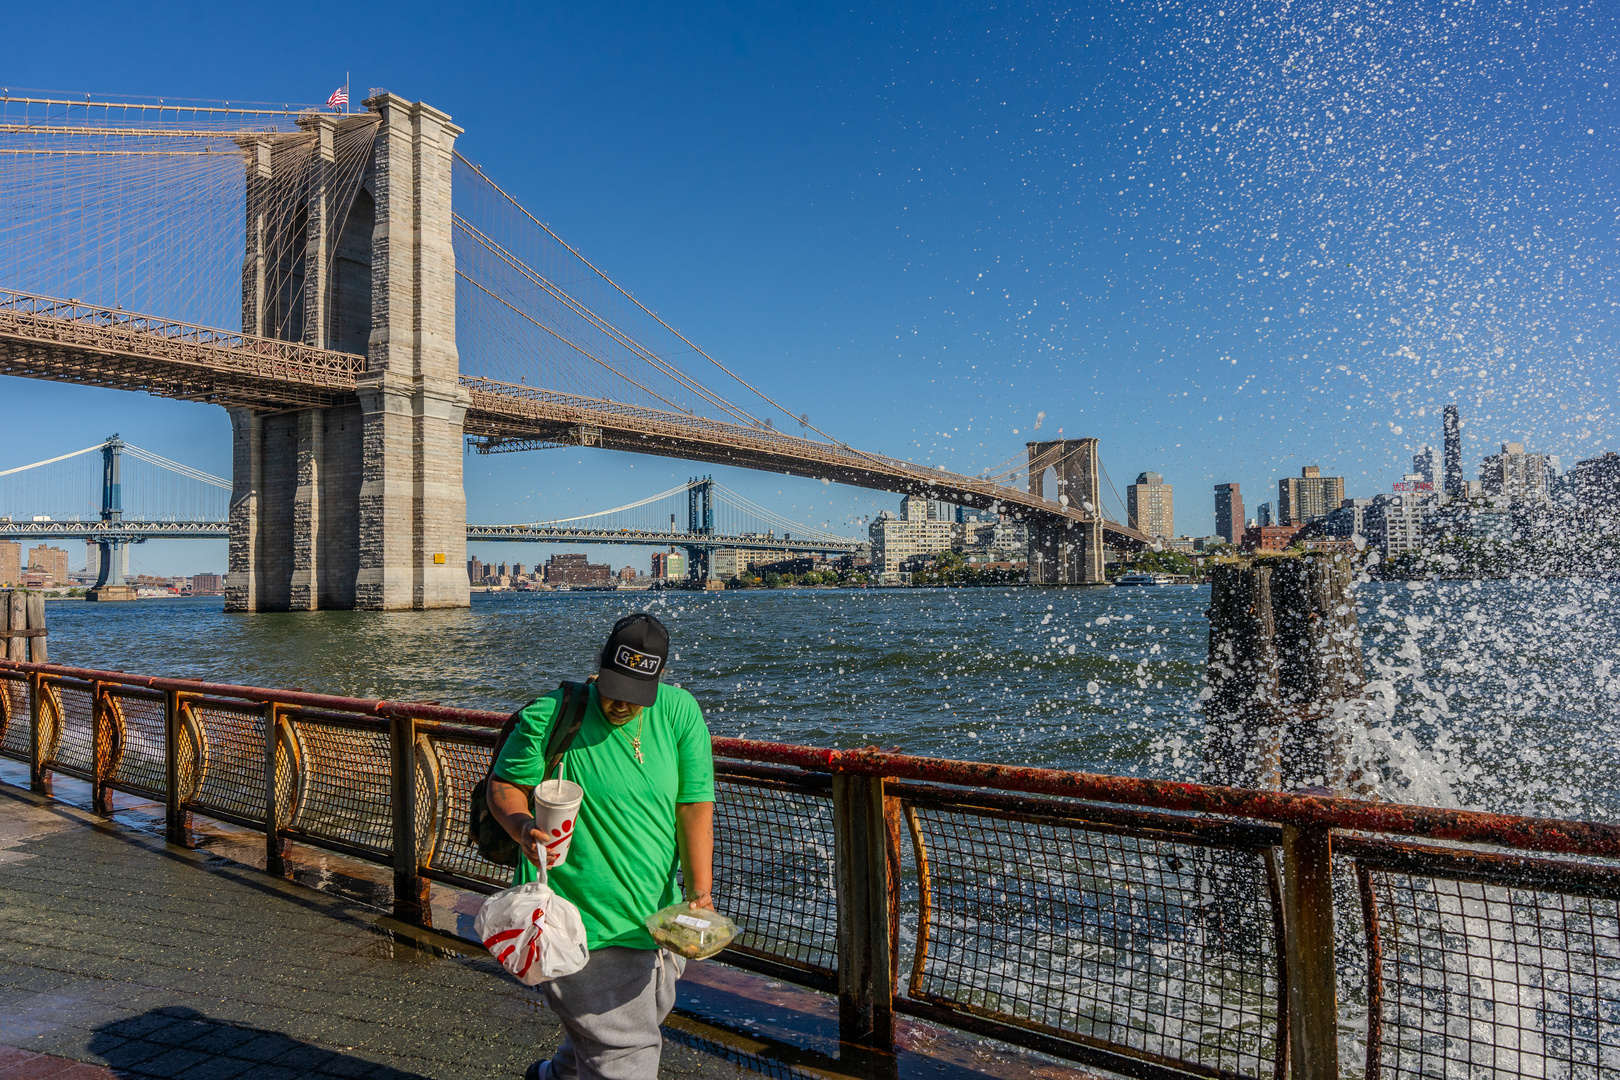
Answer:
[
  {"left": 1278, "top": 466, "right": 1345, "bottom": 526},
  {"left": 955, "top": 506, "right": 998, "bottom": 525},
  {"left": 651, "top": 550, "right": 687, "bottom": 580},
  {"left": 617, "top": 566, "right": 638, "bottom": 582},
  {"left": 1256, "top": 502, "right": 1274, "bottom": 527},
  {"left": 190, "top": 573, "right": 223, "bottom": 596},
  {"left": 544, "top": 552, "right": 611, "bottom": 586},
  {"left": 870, "top": 505, "right": 954, "bottom": 584},
  {"left": 1321, "top": 498, "right": 1374, "bottom": 541},
  {"left": 1443, "top": 405, "right": 1464, "bottom": 496},
  {"left": 1240, "top": 524, "right": 1302, "bottom": 553},
  {"left": 1126, "top": 472, "right": 1174, "bottom": 539},
  {"left": 1412, "top": 445, "right": 1440, "bottom": 487},
  {"left": 1479, "top": 442, "right": 1554, "bottom": 502},
  {"left": 1213, "top": 483, "right": 1244, "bottom": 546},
  {"left": 710, "top": 548, "right": 753, "bottom": 580},
  {"left": 1568, "top": 452, "right": 1620, "bottom": 511},
  {"left": 0, "top": 541, "right": 18, "bottom": 586},
  {"left": 27, "top": 545, "right": 69, "bottom": 586},
  {"left": 1192, "top": 535, "right": 1228, "bottom": 552},
  {"left": 466, "top": 557, "right": 484, "bottom": 584},
  {"left": 1364, "top": 492, "right": 1437, "bottom": 557},
  {"left": 1166, "top": 536, "right": 1197, "bottom": 554}
]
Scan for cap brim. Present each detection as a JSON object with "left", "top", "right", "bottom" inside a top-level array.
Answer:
[{"left": 595, "top": 666, "right": 659, "bottom": 707}]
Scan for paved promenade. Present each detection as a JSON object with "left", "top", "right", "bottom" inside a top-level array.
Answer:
[{"left": 0, "top": 783, "right": 738, "bottom": 1080}]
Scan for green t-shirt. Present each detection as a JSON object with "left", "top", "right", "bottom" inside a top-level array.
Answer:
[{"left": 492, "top": 681, "right": 715, "bottom": 950}]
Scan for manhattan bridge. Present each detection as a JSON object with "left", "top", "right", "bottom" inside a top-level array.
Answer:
[{"left": 0, "top": 92, "right": 1148, "bottom": 609}]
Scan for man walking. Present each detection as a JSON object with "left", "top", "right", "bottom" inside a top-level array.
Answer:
[{"left": 488, "top": 613, "right": 715, "bottom": 1080}]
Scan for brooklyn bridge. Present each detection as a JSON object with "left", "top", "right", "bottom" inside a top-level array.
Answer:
[{"left": 0, "top": 92, "right": 1148, "bottom": 609}]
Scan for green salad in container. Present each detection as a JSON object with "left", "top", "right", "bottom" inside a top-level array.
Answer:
[{"left": 644, "top": 903, "right": 739, "bottom": 960}]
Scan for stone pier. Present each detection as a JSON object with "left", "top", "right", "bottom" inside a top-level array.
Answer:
[
  {"left": 1025, "top": 437, "right": 1106, "bottom": 584},
  {"left": 226, "top": 96, "right": 470, "bottom": 612}
]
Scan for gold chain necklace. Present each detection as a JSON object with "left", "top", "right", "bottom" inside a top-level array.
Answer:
[{"left": 620, "top": 713, "right": 645, "bottom": 764}]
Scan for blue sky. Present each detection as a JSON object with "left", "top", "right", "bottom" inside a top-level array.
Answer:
[{"left": 3, "top": 1, "right": 1616, "bottom": 575}]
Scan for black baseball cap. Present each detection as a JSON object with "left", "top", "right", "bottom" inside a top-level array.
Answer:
[{"left": 596, "top": 613, "right": 670, "bottom": 707}]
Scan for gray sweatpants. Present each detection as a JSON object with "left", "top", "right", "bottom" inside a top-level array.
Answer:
[{"left": 538, "top": 946, "right": 686, "bottom": 1080}]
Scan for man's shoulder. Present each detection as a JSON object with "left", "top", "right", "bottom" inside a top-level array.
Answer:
[{"left": 654, "top": 683, "right": 701, "bottom": 715}]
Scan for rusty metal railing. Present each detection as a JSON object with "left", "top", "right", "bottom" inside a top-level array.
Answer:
[{"left": 2, "top": 658, "right": 1618, "bottom": 1080}]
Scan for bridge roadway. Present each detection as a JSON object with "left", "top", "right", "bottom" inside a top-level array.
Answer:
[
  {"left": 0, "top": 519, "right": 860, "bottom": 553},
  {"left": 0, "top": 288, "right": 1152, "bottom": 549}
]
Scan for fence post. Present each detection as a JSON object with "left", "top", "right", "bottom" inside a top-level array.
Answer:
[
  {"left": 389, "top": 714, "right": 429, "bottom": 925},
  {"left": 91, "top": 682, "right": 110, "bottom": 815},
  {"left": 25, "top": 591, "right": 46, "bottom": 663},
  {"left": 164, "top": 690, "right": 184, "bottom": 843},
  {"left": 832, "top": 772, "right": 894, "bottom": 1048},
  {"left": 264, "top": 703, "right": 285, "bottom": 875},
  {"left": 1282, "top": 824, "right": 1339, "bottom": 1080},
  {"left": 28, "top": 672, "right": 49, "bottom": 794},
  {"left": 6, "top": 591, "right": 25, "bottom": 663}
]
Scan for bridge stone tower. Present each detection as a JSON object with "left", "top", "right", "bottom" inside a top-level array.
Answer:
[
  {"left": 1025, "top": 437, "right": 1106, "bottom": 585},
  {"left": 226, "top": 95, "right": 470, "bottom": 612}
]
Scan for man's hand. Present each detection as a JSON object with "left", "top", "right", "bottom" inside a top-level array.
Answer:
[
  {"left": 490, "top": 777, "right": 561, "bottom": 869},
  {"left": 517, "top": 816, "right": 562, "bottom": 869}
]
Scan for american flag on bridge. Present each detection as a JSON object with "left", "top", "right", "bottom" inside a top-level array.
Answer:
[{"left": 326, "top": 85, "right": 348, "bottom": 111}]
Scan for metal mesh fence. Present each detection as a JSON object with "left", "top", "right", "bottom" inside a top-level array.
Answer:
[
  {"left": 109, "top": 688, "right": 166, "bottom": 798},
  {"left": 424, "top": 731, "right": 510, "bottom": 887},
  {"left": 286, "top": 720, "right": 395, "bottom": 854},
  {"left": 51, "top": 682, "right": 94, "bottom": 779},
  {"left": 904, "top": 799, "right": 1284, "bottom": 1080},
  {"left": 1362, "top": 858, "right": 1620, "bottom": 1080},
  {"left": 712, "top": 773, "right": 838, "bottom": 976},
  {"left": 0, "top": 673, "right": 28, "bottom": 759},
  {"left": 187, "top": 701, "right": 269, "bottom": 824}
]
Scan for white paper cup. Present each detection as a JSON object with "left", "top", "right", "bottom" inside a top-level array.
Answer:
[{"left": 532, "top": 779, "right": 584, "bottom": 867}]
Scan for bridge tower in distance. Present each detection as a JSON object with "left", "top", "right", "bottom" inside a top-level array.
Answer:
[
  {"left": 684, "top": 476, "right": 714, "bottom": 581},
  {"left": 1024, "top": 438, "right": 1105, "bottom": 585},
  {"left": 227, "top": 95, "right": 470, "bottom": 611},
  {"left": 86, "top": 436, "right": 136, "bottom": 602}
]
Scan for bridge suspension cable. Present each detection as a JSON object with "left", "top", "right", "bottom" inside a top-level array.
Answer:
[{"left": 0, "top": 437, "right": 229, "bottom": 524}]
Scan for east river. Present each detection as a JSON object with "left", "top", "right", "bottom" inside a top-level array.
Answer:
[{"left": 35, "top": 578, "right": 1620, "bottom": 821}]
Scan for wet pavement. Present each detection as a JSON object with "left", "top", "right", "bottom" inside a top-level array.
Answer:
[{"left": 0, "top": 767, "right": 1096, "bottom": 1080}]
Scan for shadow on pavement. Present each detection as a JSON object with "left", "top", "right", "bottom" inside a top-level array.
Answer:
[{"left": 86, "top": 1006, "right": 428, "bottom": 1080}]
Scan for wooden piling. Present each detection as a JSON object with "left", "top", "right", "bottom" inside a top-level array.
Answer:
[{"left": 1204, "top": 553, "right": 1366, "bottom": 792}]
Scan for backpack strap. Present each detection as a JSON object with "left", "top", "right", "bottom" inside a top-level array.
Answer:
[{"left": 543, "top": 680, "right": 590, "bottom": 781}]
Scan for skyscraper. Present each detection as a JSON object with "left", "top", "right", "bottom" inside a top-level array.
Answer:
[
  {"left": 1278, "top": 466, "right": 1346, "bottom": 525},
  {"left": 1412, "top": 446, "right": 1440, "bottom": 487},
  {"left": 1213, "top": 483, "right": 1244, "bottom": 546},
  {"left": 1127, "top": 472, "right": 1174, "bottom": 539},
  {"left": 1443, "top": 405, "right": 1463, "bottom": 496}
]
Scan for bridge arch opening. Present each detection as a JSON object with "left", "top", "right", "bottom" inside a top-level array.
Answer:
[{"left": 328, "top": 187, "right": 373, "bottom": 356}]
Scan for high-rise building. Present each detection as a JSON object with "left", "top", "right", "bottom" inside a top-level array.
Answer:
[
  {"left": 1569, "top": 452, "right": 1620, "bottom": 511},
  {"left": 1412, "top": 446, "right": 1440, "bottom": 487},
  {"left": 27, "top": 545, "right": 69, "bottom": 585},
  {"left": 0, "top": 541, "right": 19, "bottom": 586},
  {"left": 466, "top": 557, "right": 484, "bottom": 584},
  {"left": 1278, "top": 466, "right": 1346, "bottom": 526},
  {"left": 1479, "top": 442, "right": 1553, "bottom": 502},
  {"left": 652, "top": 550, "right": 687, "bottom": 580},
  {"left": 1126, "top": 471, "right": 1174, "bottom": 539},
  {"left": 1213, "top": 483, "right": 1244, "bottom": 546},
  {"left": 1257, "top": 502, "right": 1274, "bottom": 527},
  {"left": 901, "top": 494, "right": 931, "bottom": 522},
  {"left": 1443, "top": 405, "right": 1463, "bottom": 496}
]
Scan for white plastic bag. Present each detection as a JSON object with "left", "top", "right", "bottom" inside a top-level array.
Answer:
[{"left": 474, "top": 859, "right": 589, "bottom": 985}]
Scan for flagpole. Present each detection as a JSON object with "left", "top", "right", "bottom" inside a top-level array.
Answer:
[{"left": 345, "top": 71, "right": 350, "bottom": 114}]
